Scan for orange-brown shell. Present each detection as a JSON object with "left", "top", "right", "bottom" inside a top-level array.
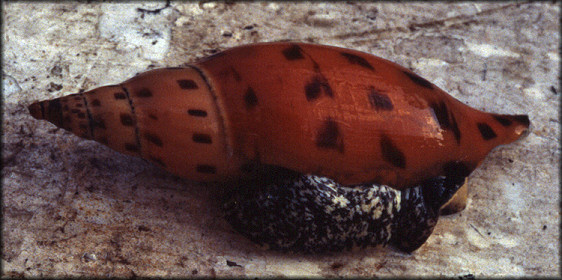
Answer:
[{"left": 28, "top": 42, "right": 530, "bottom": 189}]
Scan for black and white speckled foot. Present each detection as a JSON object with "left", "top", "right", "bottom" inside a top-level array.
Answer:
[{"left": 223, "top": 174, "right": 464, "bottom": 253}]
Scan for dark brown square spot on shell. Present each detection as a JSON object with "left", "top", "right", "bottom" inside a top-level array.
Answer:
[
  {"left": 136, "top": 88, "right": 152, "bottom": 97},
  {"left": 177, "top": 79, "right": 198, "bottom": 90},
  {"left": 120, "top": 113, "right": 135, "bottom": 126},
  {"left": 316, "top": 118, "right": 344, "bottom": 153},
  {"left": 493, "top": 114, "right": 530, "bottom": 128},
  {"left": 244, "top": 87, "right": 258, "bottom": 109},
  {"left": 493, "top": 115, "right": 512, "bottom": 126},
  {"left": 429, "top": 101, "right": 461, "bottom": 144},
  {"left": 340, "top": 52, "right": 375, "bottom": 71},
  {"left": 430, "top": 101, "right": 450, "bottom": 129},
  {"left": 380, "top": 135, "right": 405, "bottom": 168},
  {"left": 144, "top": 132, "right": 163, "bottom": 147},
  {"left": 477, "top": 123, "right": 497, "bottom": 140},
  {"left": 114, "top": 92, "right": 127, "bottom": 100},
  {"left": 282, "top": 44, "right": 304, "bottom": 60},
  {"left": 403, "top": 70, "right": 434, "bottom": 89},
  {"left": 511, "top": 115, "right": 530, "bottom": 127},
  {"left": 449, "top": 113, "right": 461, "bottom": 144},
  {"left": 368, "top": 87, "right": 393, "bottom": 111},
  {"left": 188, "top": 109, "right": 208, "bottom": 117},
  {"left": 305, "top": 74, "right": 333, "bottom": 101}
]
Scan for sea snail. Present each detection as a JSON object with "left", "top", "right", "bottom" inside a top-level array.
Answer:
[{"left": 29, "top": 42, "right": 530, "bottom": 252}]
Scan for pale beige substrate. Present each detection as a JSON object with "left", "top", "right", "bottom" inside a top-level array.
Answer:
[{"left": 2, "top": 2, "right": 559, "bottom": 278}]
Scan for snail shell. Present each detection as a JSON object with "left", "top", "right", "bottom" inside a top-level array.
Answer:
[{"left": 28, "top": 42, "right": 530, "bottom": 189}]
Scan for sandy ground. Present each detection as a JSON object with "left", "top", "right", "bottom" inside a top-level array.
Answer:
[{"left": 2, "top": 2, "right": 559, "bottom": 277}]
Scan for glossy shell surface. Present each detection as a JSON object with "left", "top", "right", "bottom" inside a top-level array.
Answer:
[{"left": 28, "top": 42, "right": 530, "bottom": 189}]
